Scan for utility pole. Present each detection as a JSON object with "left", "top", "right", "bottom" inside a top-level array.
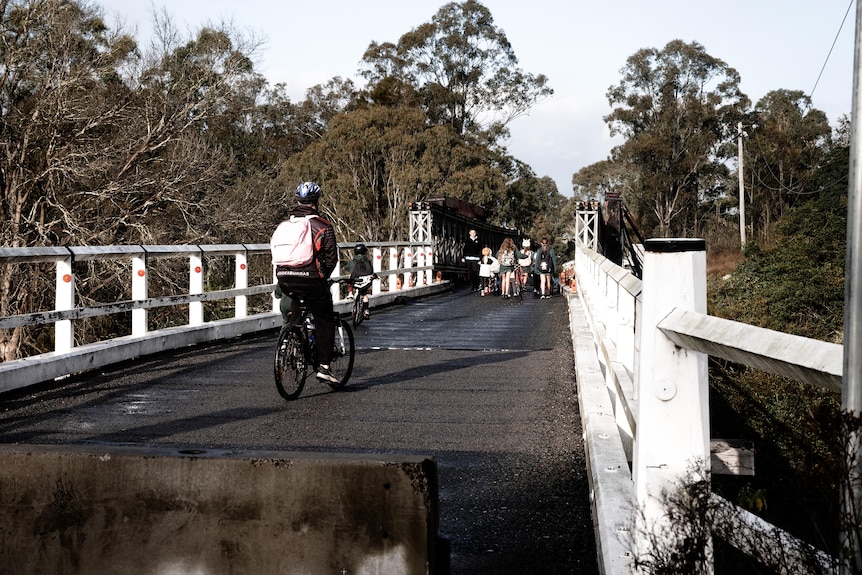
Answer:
[
  {"left": 842, "top": 3, "right": 862, "bottom": 572},
  {"left": 738, "top": 121, "right": 746, "bottom": 249}
]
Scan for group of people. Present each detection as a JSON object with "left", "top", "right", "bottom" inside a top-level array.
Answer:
[
  {"left": 464, "top": 229, "right": 556, "bottom": 299},
  {"left": 270, "top": 184, "right": 558, "bottom": 387}
]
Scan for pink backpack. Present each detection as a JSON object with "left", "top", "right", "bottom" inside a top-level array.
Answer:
[{"left": 270, "top": 215, "right": 318, "bottom": 267}]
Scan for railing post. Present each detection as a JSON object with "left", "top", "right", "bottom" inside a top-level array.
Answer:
[
  {"left": 132, "top": 254, "right": 148, "bottom": 337},
  {"left": 235, "top": 251, "right": 248, "bottom": 318},
  {"left": 54, "top": 255, "right": 74, "bottom": 353},
  {"left": 403, "top": 246, "right": 414, "bottom": 288},
  {"left": 633, "top": 238, "right": 710, "bottom": 569},
  {"left": 371, "top": 247, "right": 382, "bottom": 295},
  {"left": 599, "top": 261, "right": 611, "bottom": 331},
  {"left": 189, "top": 251, "right": 204, "bottom": 325},
  {"left": 420, "top": 244, "right": 434, "bottom": 285},
  {"left": 388, "top": 247, "right": 400, "bottom": 291},
  {"left": 330, "top": 261, "right": 341, "bottom": 301},
  {"left": 416, "top": 247, "right": 426, "bottom": 286},
  {"left": 606, "top": 274, "right": 619, "bottom": 348},
  {"left": 618, "top": 285, "right": 637, "bottom": 374}
]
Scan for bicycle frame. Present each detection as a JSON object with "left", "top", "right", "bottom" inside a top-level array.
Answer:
[{"left": 273, "top": 279, "right": 355, "bottom": 400}]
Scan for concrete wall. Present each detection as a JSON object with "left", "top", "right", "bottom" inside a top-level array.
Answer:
[{"left": 0, "top": 444, "right": 446, "bottom": 574}]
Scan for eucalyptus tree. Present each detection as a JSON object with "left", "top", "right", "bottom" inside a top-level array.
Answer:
[
  {"left": 605, "top": 40, "right": 749, "bottom": 237},
  {"left": 743, "top": 89, "right": 831, "bottom": 242},
  {"left": 572, "top": 159, "right": 639, "bottom": 204},
  {"left": 277, "top": 104, "right": 507, "bottom": 243},
  {"left": 359, "top": 0, "right": 552, "bottom": 139},
  {"left": 0, "top": 0, "right": 262, "bottom": 360},
  {"left": 493, "top": 162, "right": 563, "bottom": 233}
]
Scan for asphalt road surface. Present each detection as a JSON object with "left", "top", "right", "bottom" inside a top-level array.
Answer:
[{"left": 0, "top": 285, "right": 599, "bottom": 574}]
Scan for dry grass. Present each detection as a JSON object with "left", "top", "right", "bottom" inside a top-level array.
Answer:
[{"left": 706, "top": 249, "right": 743, "bottom": 278}]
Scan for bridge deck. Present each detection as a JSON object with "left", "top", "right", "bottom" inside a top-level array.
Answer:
[{"left": 0, "top": 286, "right": 598, "bottom": 574}]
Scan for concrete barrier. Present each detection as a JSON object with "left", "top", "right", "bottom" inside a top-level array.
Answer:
[{"left": 0, "top": 444, "right": 447, "bottom": 574}]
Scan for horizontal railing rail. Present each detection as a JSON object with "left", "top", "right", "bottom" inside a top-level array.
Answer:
[
  {"left": 571, "top": 238, "right": 843, "bottom": 574},
  {"left": 0, "top": 242, "right": 448, "bottom": 394}
]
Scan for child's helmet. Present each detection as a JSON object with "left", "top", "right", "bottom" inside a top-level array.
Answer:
[{"left": 354, "top": 243, "right": 368, "bottom": 255}]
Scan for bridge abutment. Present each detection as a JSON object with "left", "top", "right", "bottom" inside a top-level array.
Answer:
[{"left": 0, "top": 444, "right": 446, "bottom": 574}]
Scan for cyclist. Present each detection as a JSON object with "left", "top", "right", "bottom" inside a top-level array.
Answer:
[
  {"left": 478, "top": 246, "right": 498, "bottom": 296},
  {"left": 273, "top": 181, "right": 340, "bottom": 384},
  {"left": 344, "top": 242, "right": 375, "bottom": 320},
  {"left": 517, "top": 238, "right": 533, "bottom": 293}
]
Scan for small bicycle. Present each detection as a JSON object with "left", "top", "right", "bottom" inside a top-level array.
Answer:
[
  {"left": 510, "top": 265, "right": 524, "bottom": 301},
  {"left": 348, "top": 273, "right": 376, "bottom": 327},
  {"left": 273, "top": 282, "right": 355, "bottom": 401}
]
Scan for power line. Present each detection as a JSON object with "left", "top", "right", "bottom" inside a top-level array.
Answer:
[{"left": 809, "top": 0, "right": 854, "bottom": 101}]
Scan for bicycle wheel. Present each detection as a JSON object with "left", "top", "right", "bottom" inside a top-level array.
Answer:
[
  {"left": 515, "top": 271, "right": 523, "bottom": 301},
  {"left": 326, "top": 318, "right": 355, "bottom": 389},
  {"left": 352, "top": 294, "right": 364, "bottom": 327},
  {"left": 273, "top": 324, "right": 307, "bottom": 400}
]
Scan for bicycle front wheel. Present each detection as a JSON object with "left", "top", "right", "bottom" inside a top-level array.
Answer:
[
  {"left": 352, "top": 295, "right": 364, "bottom": 327},
  {"left": 274, "top": 325, "right": 307, "bottom": 400},
  {"left": 327, "top": 318, "right": 355, "bottom": 389}
]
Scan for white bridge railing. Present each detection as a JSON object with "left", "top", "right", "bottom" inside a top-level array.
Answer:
[
  {"left": 571, "top": 239, "right": 843, "bottom": 574},
  {"left": 0, "top": 242, "right": 446, "bottom": 394}
]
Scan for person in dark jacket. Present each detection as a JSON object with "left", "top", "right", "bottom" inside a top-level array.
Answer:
[
  {"left": 535, "top": 237, "right": 556, "bottom": 299},
  {"left": 344, "top": 242, "right": 375, "bottom": 319},
  {"left": 462, "top": 229, "right": 482, "bottom": 291},
  {"left": 273, "top": 181, "right": 340, "bottom": 383}
]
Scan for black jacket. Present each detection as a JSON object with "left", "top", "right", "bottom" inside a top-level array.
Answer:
[
  {"left": 276, "top": 203, "right": 338, "bottom": 281},
  {"left": 464, "top": 236, "right": 481, "bottom": 261}
]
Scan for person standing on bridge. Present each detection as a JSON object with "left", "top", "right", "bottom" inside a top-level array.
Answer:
[
  {"left": 462, "top": 229, "right": 482, "bottom": 291},
  {"left": 517, "top": 238, "right": 534, "bottom": 294},
  {"left": 497, "top": 237, "right": 518, "bottom": 298},
  {"left": 535, "top": 238, "right": 556, "bottom": 299},
  {"left": 273, "top": 181, "right": 340, "bottom": 384}
]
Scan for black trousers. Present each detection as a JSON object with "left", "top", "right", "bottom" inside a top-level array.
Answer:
[
  {"left": 277, "top": 279, "right": 335, "bottom": 365},
  {"left": 466, "top": 258, "right": 480, "bottom": 289}
]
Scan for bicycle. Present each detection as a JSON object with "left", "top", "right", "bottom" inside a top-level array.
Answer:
[
  {"left": 510, "top": 265, "right": 524, "bottom": 301},
  {"left": 348, "top": 273, "right": 376, "bottom": 327},
  {"left": 273, "top": 281, "right": 355, "bottom": 400}
]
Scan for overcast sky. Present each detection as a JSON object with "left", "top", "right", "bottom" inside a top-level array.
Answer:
[{"left": 99, "top": 0, "right": 857, "bottom": 196}]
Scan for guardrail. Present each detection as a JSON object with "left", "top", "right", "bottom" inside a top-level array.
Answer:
[
  {"left": 0, "top": 242, "right": 448, "bottom": 394},
  {"left": 571, "top": 239, "right": 842, "bottom": 574}
]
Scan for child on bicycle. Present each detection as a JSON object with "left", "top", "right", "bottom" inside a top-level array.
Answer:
[
  {"left": 344, "top": 242, "right": 375, "bottom": 319},
  {"left": 478, "top": 246, "right": 498, "bottom": 296},
  {"left": 517, "top": 238, "right": 534, "bottom": 293}
]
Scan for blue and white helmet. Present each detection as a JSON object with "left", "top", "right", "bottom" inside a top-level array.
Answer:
[{"left": 295, "top": 181, "right": 321, "bottom": 201}]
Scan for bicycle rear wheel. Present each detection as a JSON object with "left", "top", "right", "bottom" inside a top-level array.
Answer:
[
  {"left": 326, "top": 318, "right": 355, "bottom": 389},
  {"left": 273, "top": 324, "right": 307, "bottom": 400}
]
